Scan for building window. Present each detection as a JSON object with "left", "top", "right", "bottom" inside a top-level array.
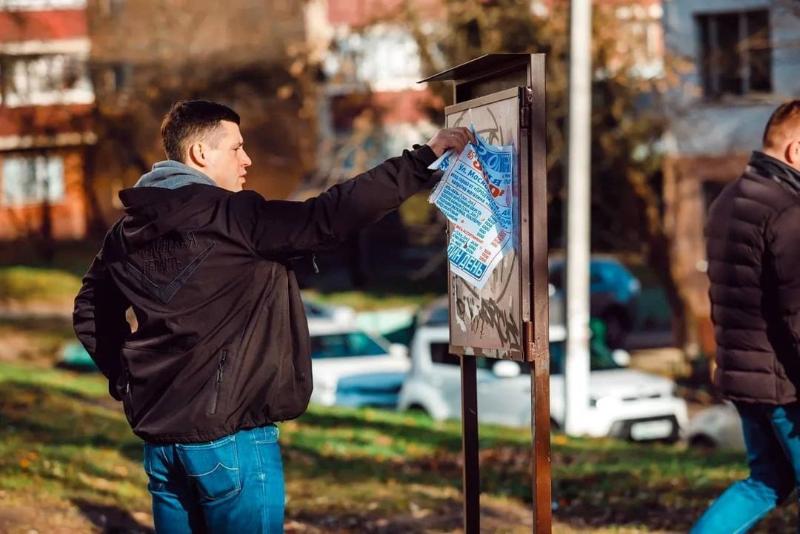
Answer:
[
  {"left": 3, "top": 54, "right": 93, "bottom": 107},
  {"left": 1, "top": 156, "right": 65, "bottom": 206},
  {"left": 697, "top": 10, "right": 771, "bottom": 98},
  {"left": 0, "top": 0, "right": 87, "bottom": 8},
  {"left": 322, "top": 26, "right": 423, "bottom": 91}
]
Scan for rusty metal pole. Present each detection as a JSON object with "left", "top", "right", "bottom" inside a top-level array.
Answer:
[
  {"left": 460, "top": 354, "right": 480, "bottom": 533},
  {"left": 527, "top": 321, "right": 552, "bottom": 532},
  {"left": 527, "top": 52, "right": 551, "bottom": 533}
]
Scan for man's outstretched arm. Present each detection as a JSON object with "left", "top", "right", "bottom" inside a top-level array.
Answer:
[{"left": 233, "top": 128, "right": 471, "bottom": 258}]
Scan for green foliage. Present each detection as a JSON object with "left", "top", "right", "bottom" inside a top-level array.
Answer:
[{"left": 404, "top": 0, "right": 667, "bottom": 252}]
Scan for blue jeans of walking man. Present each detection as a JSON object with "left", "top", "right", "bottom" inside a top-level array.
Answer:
[
  {"left": 692, "top": 403, "right": 800, "bottom": 533},
  {"left": 143, "top": 424, "right": 284, "bottom": 533}
]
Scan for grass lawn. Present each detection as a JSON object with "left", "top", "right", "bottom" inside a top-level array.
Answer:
[
  {"left": 0, "top": 266, "right": 82, "bottom": 314},
  {"left": 0, "top": 360, "right": 792, "bottom": 533}
]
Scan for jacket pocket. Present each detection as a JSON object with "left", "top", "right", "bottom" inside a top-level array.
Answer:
[
  {"left": 176, "top": 435, "right": 241, "bottom": 502},
  {"left": 207, "top": 349, "right": 229, "bottom": 416}
]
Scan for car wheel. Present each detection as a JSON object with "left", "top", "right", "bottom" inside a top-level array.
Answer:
[{"left": 689, "top": 434, "right": 717, "bottom": 449}]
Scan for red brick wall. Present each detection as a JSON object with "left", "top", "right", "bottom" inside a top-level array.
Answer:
[{"left": 0, "top": 9, "right": 87, "bottom": 43}]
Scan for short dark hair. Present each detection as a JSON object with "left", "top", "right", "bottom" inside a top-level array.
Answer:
[
  {"left": 763, "top": 100, "right": 800, "bottom": 150},
  {"left": 161, "top": 100, "right": 240, "bottom": 162}
]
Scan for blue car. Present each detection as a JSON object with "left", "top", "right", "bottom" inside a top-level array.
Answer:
[{"left": 548, "top": 256, "right": 641, "bottom": 348}]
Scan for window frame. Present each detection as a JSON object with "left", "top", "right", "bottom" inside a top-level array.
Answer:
[
  {"left": 696, "top": 9, "right": 772, "bottom": 99},
  {"left": 1, "top": 154, "right": 66, "bottom": 207}
]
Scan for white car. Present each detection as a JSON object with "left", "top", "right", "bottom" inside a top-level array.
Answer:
[
  {"left": 398, "top": 318, "right": 689, "bottom": 441},
  {"left": 687, "top": 402, "right": 745, "bottom": 451},
  {"left": 307, "top": 318, "right": 410, "bottom": 409},
  {"left": 303, "top": 297, "right": 356, "bottom": 326}
]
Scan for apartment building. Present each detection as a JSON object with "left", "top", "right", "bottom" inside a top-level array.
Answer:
[{"left": 0, "top": 0, "right": 94, "bottom": 239}]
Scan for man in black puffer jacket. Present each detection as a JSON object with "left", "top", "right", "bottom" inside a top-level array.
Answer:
[
  {"left": 693, "top": 100, "right": 800, "bottom": 533},
  {"left": 73, "top": 100, "right": 471, "bottom": 533}
]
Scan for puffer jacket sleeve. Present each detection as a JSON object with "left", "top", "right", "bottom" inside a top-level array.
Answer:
[
  {"left": 73, "top": 245, "right": 132, "bottom": 400},
  {"left": 230, "top": 145, "right": 438, "bottom": 259},
  {"left": 766, "top": 203, "right": 800, "bottom": 349}
]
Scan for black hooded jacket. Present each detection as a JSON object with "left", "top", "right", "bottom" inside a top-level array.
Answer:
[
  {"left": 74, "top": 146, "right": 437, "bottom": 443},
  {"left": 706, "top": 151, "right": 800, "bottom": 404}
]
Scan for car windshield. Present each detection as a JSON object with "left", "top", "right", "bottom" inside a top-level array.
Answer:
[
  {"left": 423, "top": 306, "right": 449, "bottom": 326},
  {"left": 310, "top": 331, "right": 388, "bottom": 359},
  {"left": 548, "top": 340, "right": 621, "bottom": 374},
  {"left": 304, "top": 301, "right": 332, "bottom": 319}
]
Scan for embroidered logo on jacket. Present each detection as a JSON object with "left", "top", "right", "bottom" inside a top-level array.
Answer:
[{"left": 125, "top": 232, "right": 215, "bottom": 304}]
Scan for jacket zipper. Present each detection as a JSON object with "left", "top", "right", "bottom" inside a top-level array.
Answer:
[
  {"left": 208, "top": 349, "right": 228, "bottom": 415},
  {"left": 122, "top": 364, "right": 134, "bottom": 420}
]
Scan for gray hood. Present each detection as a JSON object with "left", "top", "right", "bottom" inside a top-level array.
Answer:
[{"left": 134, "top": 160, "right": 218, "bottom": 189}]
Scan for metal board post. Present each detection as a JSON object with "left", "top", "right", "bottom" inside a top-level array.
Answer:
[
  {"left": 528, "top": 53, "right": 552, "bottom": 533},
  {"left": 460, "top": 355, "right": 480, "bottom": 532}
]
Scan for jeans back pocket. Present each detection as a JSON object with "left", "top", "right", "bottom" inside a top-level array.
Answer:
[
  {"left": 255, "top": 424, "right": 280, "bottom": 444},
  {"left": 176, "top": 435, "right": 241, "bottom": 501}
]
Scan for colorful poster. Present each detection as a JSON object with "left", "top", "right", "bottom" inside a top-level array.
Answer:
[{"left": 428, "top": 127, "right": 514, "bottom": 289}]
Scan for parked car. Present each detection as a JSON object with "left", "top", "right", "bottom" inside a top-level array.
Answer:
[
  {"left": 303, "top": 297, "right": 356, "bottom": 326},
  {"left": 686, "top": 402, "right": 745, "bottom": 451},
  {"left": 548, "top": 256, "right": 641, "bottom": 348},
  {"left": 307, "top": 317, "right": 410, "bottom": 409},
  {"left": 398, "top": 303, "right": 688, "bottom": 441}
]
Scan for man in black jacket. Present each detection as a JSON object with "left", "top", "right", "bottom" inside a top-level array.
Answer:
[
  {"left": 693, "top": 100, "right": 800, "bottom": 533},
  {"left": 73, "top": 100, "right": 470, "bottom": 533}
]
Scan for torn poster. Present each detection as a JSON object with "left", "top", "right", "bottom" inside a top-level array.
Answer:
[{"left": 428, "top": 127, "right": 514, "bottom": 289}]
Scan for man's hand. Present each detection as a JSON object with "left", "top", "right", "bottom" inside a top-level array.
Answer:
[{"left": 426, "top": 127, "right": 473, "bottom": 158}]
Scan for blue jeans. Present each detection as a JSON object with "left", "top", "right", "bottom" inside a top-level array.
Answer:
[
  {"left": 143, "top": 424, "right": 284, "bottom": 533},
  {"left": 692, "top": 403, "right": 800, "bottom": 534}
]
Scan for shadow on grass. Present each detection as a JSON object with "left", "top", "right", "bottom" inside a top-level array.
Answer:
[
  {"left": 295, "top": 409, "right": 465, "bottom": 452},
  {"left": 286, "top": 409, "right": 766, "bottom": 532},
  {"left": 0, "top": 380, "right": 143, "bottom": 463},
  {"left": 72, "top": 498, "right": 153, "bottom": 534},
  {"left": 0, "top": 314, "right": 73, "bottom": 332}
]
